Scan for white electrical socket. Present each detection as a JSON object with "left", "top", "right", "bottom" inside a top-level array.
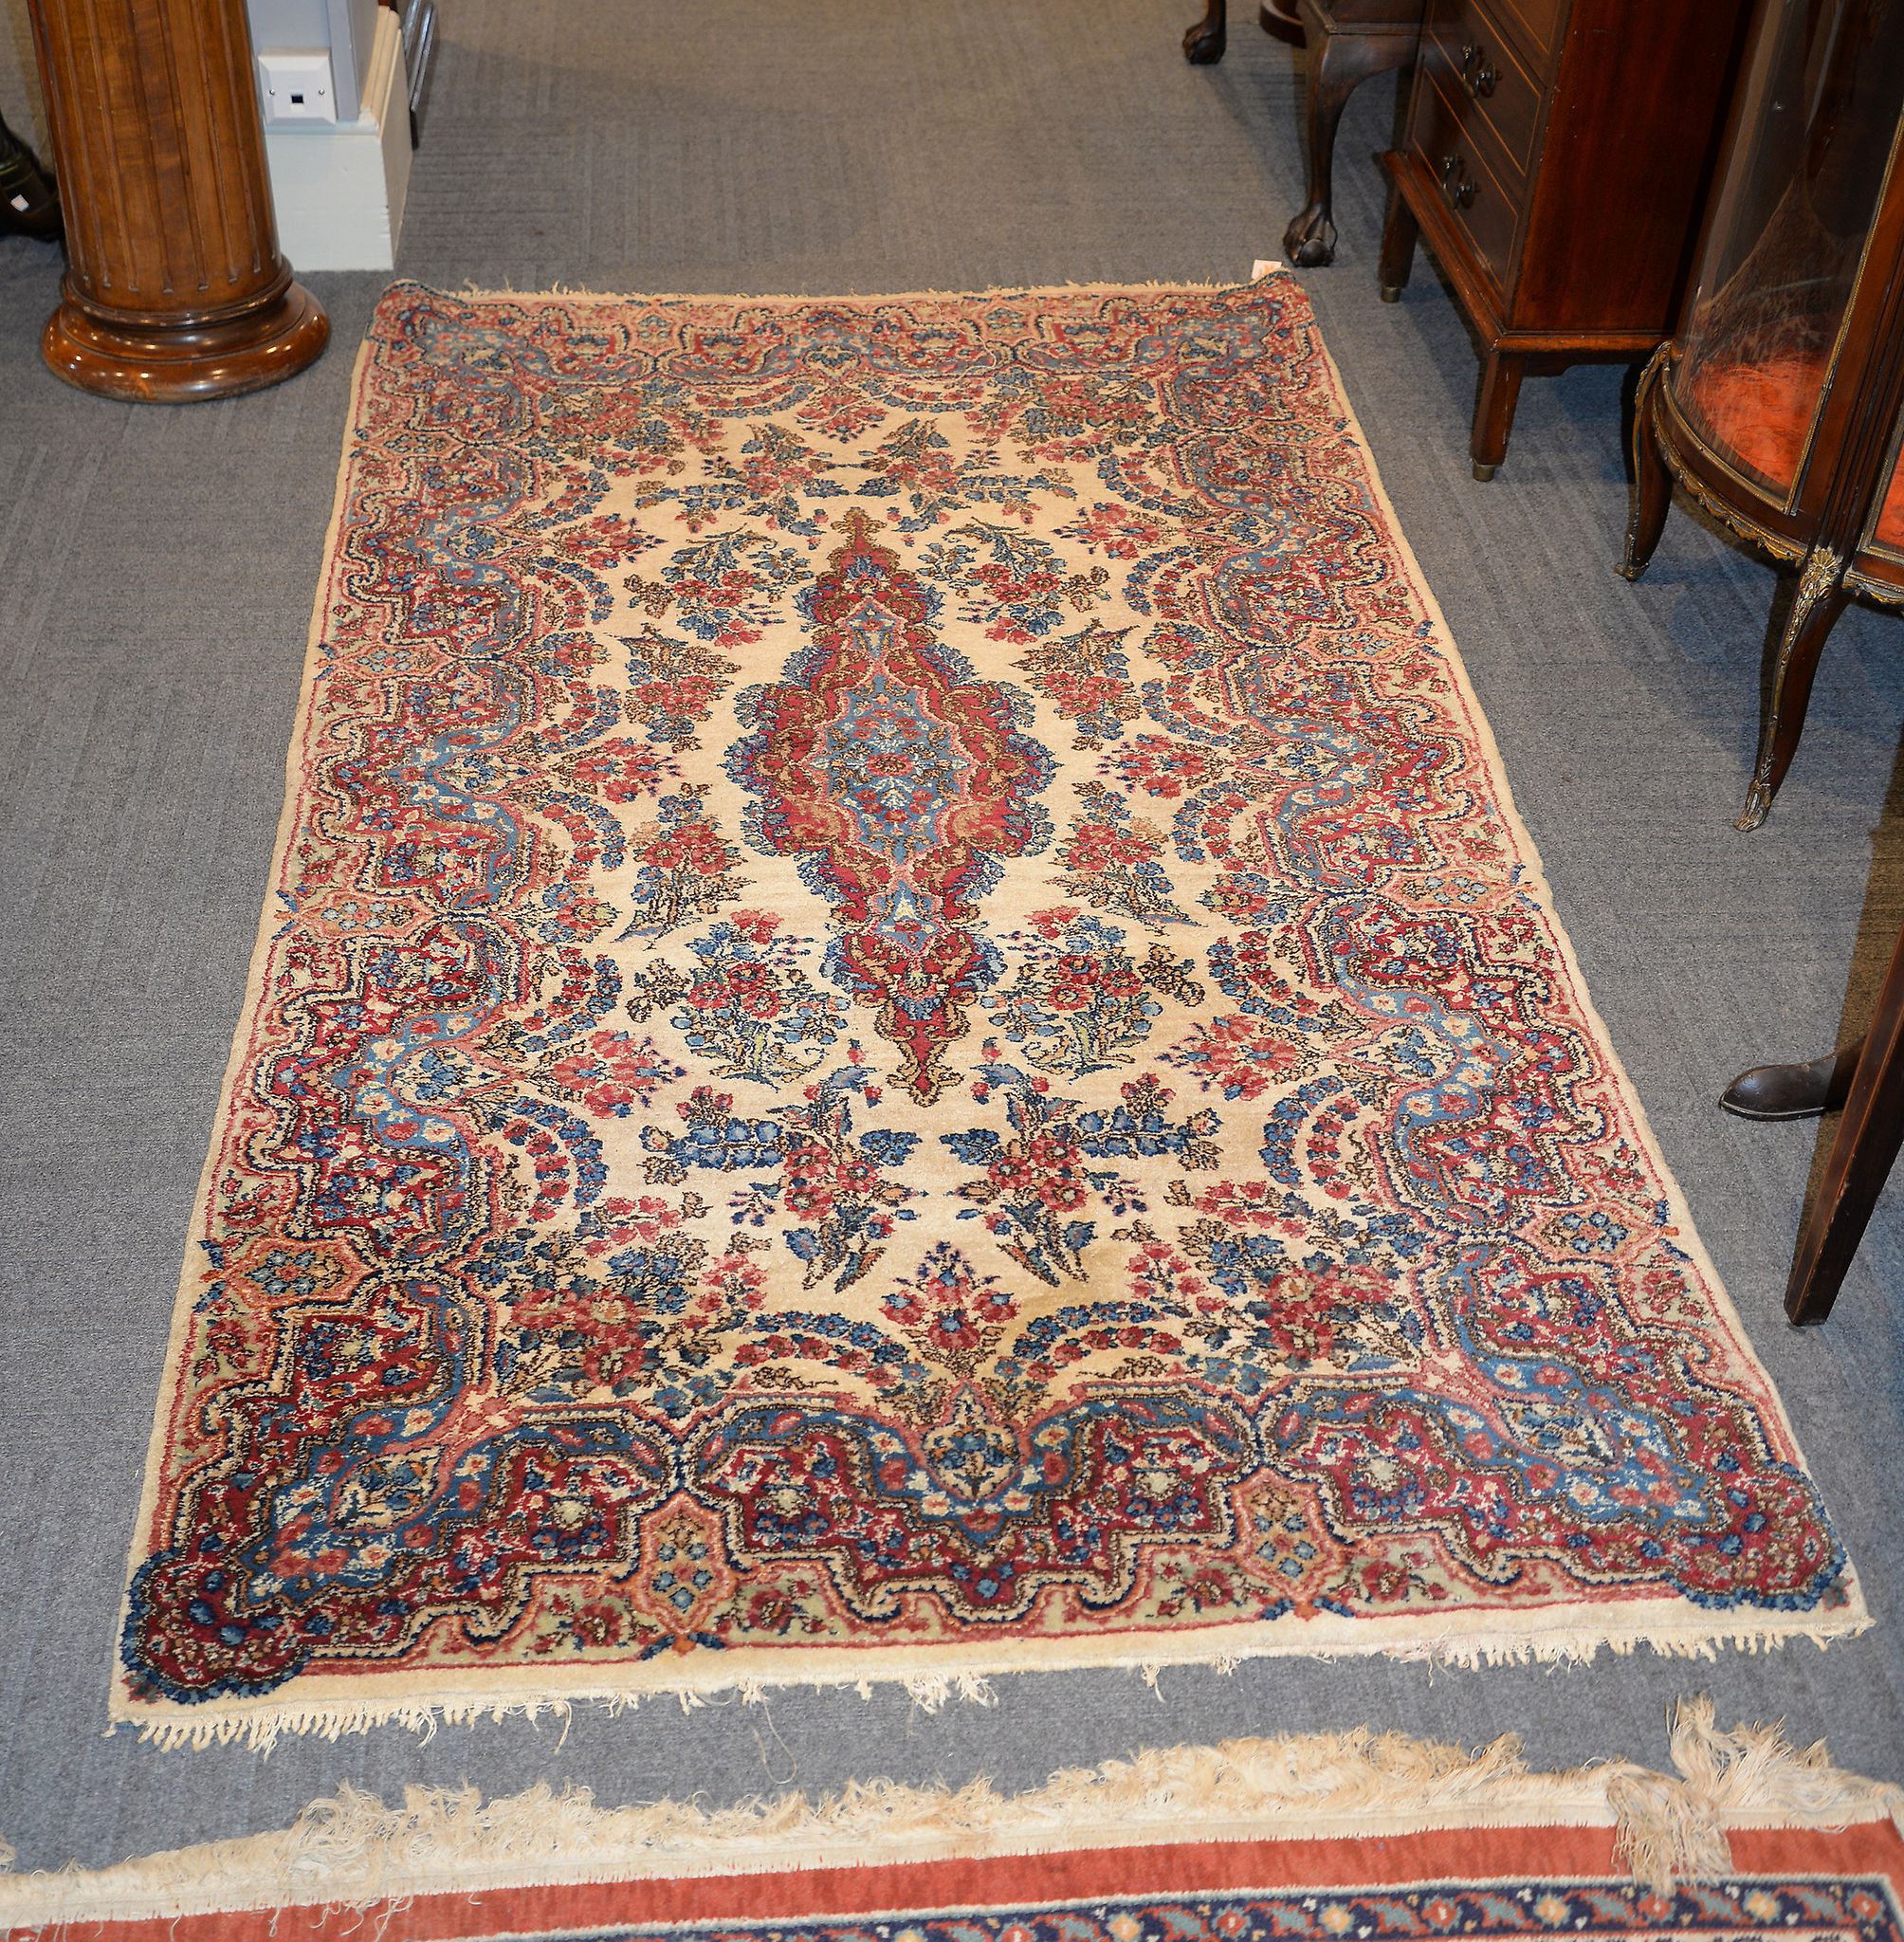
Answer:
[{"left": 258, "top": 49, "right": 338, "bottom": 124}]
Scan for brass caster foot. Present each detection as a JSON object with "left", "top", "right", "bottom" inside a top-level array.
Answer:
[
  {"left": 1472, "top": 461, "right": 1497, "bottom": 482},
  {"left": 1379, "top": 284, "right": 1402, "bottom": 303}
]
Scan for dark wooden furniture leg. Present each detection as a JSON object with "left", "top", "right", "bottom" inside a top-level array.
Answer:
[
  {"left": 1620, "top": 350, "right": 1675, "bottom": 581},
  {"left": 1785, "top": 920, "right": 1904, "bottom": 1324},
  {"left": 1185, "top": 1, "right": 1304, "bottom": 66},
  {"left": 1737, "top": 543, "right": 1851, "bottom": 831},
  {"left": 1183, "top": 0, "right": 1227, "bottom": 63},
  {"left": 1470, "top": 350, "right": 1527, "bottom": 482},
  {"left": 27, "top": 0, "right": 328, "bottom": 402},
  {"left": 1378, "top": 180, "right": 1419, "bottom": 299},
  {"left": 1284, "top": 2, "right": 1417, "bottom": 267}
]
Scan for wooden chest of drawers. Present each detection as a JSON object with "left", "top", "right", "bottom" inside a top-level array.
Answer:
[{"left": 1378, "top": 0, "right": 1748, "bottom": 477}]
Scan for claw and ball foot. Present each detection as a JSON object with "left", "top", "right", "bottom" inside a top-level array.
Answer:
[
  {"left": 1183, "top": 0, "right": 1227, "bottom": 62},
  {"left": 1286, "top": 6, "right": 1415, "bottom": 271},
  {"left": 1285, "top": 211, "right": 1339, "bottom": 268}
]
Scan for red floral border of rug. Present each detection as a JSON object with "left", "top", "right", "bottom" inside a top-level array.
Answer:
[
  {"left": 117, "top": 278, "right": 1863, "bottom": 1748},
  {"left": 6, "top": 1703, "right": 1901, "bottom": 1936}
]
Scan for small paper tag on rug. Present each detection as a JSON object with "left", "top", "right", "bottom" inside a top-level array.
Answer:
[{"left": 1251, "top": 259, "right": 1284, "bottom": 278}]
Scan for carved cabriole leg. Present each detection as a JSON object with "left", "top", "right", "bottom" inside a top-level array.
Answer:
[
  {"left": 1470, "top": 348, "right": 1526, "bottom": 480},
  {"left": 1285, "top": 9, "right": 1417, "bottom": 269},
  {"left": 1183, "top": 0, "right": 1227, "bottom": 63},
  {"left": 1378, "top": 181, "right": 1419, "bottom": 301},
  {"left": 1736, "top": 542, "right": 1850, "bottom": 831},
  {"left": 1620, "top": 347, "right": 1675, "bottom": 581},
  {"left": 27, "top": 0, "right": 328, "bottom": 402},
  {"left": 1785, "top": 922, "right": 1904, "bottom": 1325},
  {"left": 1284, "top": 4, "right": 1355, "bottom": 267}
]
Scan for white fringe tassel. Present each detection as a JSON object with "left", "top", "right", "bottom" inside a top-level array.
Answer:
[
  {"left": 113, "top": 1603, "right": 1871, "bottom": 1754},
  {"left": 2, "top": 1699, "right": 1898, "bottom": 1931}
]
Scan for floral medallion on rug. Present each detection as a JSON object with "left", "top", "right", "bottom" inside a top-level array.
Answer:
[
  {"left": 5, "top": 1704, "right": 1901, "bottom": 1937},
  {"left": 119, "top": 277, "right": 1862, "bottom": 1745}
]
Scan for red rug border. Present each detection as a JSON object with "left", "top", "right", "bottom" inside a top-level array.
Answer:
[{"left": 13, "top": 1819, "right": 1901, "bottom": 1942}]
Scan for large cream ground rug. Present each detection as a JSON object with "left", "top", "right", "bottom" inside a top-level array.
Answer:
[{"left": 119, "top": 278, "right": 1862, "bottom": 1747}]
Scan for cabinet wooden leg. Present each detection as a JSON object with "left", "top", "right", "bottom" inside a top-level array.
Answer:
[
  {"left": 1378, "top": 182, "right": 1419, "bottom": 301},
  {"left": 1737, "top": 543, "right": 1849, "bottom": 831},
  {"left": 1183, "top": 0, "right": 1227, "bottom": 63},
  {"left": 1620, "top": 349, "right": 1674, "bottom": 580},
  {"left": 1785, "top": 921, "right": 1904, "bottom": 1325},
  {"left": 1470, "top": 350, "right": 1525, "bottom": 480}
]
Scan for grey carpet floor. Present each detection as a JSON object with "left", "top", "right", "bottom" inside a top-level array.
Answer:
[{"left": 1, "top": 0, "right": 1900, "bottom": 1876}]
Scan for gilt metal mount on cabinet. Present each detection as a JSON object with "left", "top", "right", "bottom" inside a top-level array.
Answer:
[{"left": 1620, "top": 0, "right": 1904, "bottom": 831}]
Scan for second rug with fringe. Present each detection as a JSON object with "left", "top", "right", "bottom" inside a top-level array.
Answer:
[{"left": 7, "top": 1701, "right": 1901, "bottom": 1933}]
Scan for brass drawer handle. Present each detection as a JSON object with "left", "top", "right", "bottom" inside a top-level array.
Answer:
[
  {"left": 1458, "top": 38, "right": 1497, "bottom": 98},
  {"left": 1439, "top": 152, "right": 1477, "bottom": 210}
]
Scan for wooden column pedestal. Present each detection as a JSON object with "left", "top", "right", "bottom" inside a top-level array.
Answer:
[{"left": 27, "top": 0, "right": 329, "bottom": 403}]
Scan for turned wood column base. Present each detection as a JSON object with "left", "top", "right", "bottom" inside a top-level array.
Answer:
[{"left": 43, "top": 277, "right": 330, "bottom": 404}]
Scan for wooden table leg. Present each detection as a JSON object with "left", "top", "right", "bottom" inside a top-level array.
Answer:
[
  {"left": 1785, "top": 917, "right": 1904, "bottom": 1324},
  {"left": 27, "top": 0, "right": 328, "bottom": 402},
  {"left": 1378, "top": 173, "right": 1419, "bottom": 298},
  {"left": 1284, "top": 4, "right": 1418, "bottom": 268}
]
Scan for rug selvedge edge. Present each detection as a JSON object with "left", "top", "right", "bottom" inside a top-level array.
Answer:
[
  {"left": 1291, "top": 310, "right": 1871, "bottom": 1634},
  {"left": 108, "top": 324, "right": 394, "bottom": 1750}
]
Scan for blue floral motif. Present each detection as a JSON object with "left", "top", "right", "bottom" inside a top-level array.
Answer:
[
  {"left": 626, "top": 918, "right": 850, "bottom": 1089},
  {"left": 983, "top": 912, "right": 1198, "bottom": 1079},
  {"left": 942, "top": 1060, "right": 1217, "bottom": 1285},
  {"left": 624, "top": 529, "right": 808, "bottom": 645},
  {"left": 641, "top": 1067, "right": 918, "bottom": 1292},
  {"left": 916, "top": 519, "right": 1108, "bottom": 637}
]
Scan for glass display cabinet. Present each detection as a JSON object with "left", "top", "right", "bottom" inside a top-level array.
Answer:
[{"left": 1621, "top": 0, "right": 1904, "bottom": 830}]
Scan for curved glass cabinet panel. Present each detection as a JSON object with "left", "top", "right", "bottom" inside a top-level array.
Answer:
[
  {"left": 1622, "top": 0, "right": 1904, "bottom": 831},
  {"left": 1676, "top": 0, "right": 1904, "bottom": 507}
]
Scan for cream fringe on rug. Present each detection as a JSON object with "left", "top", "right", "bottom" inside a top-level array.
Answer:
[{"left": 1, "top": 1699, "right": 1897, "bottom": 1930}]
